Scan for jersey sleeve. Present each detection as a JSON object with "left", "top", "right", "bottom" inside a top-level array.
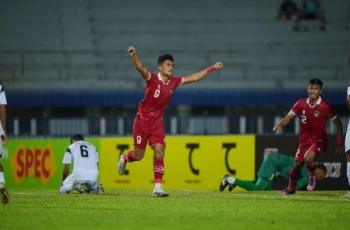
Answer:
[
  {"left": 290, "top": 100, "right": 302, "bottom": 116},
  {"left": 62, "top": 148, "right": 72, "bottom": 164},
  {"left": 147, "top": 73, "right": 157, "bottom": 84},
  {"left": 0, "top": 83, "right": 7, "bottom": 105}
]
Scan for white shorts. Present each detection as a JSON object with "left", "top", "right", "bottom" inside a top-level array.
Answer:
[
  {"left": 60, "top": 174, "right": 98, "bottom": 193},
  {"left": 73, "top": 169, "right": 99, "bottom": 182},
  {"left": 346, "top": 119, "right": 350, "bottom": 153},
  {"left": 59, "top": 169, "right": 99, "bottom": 193}
]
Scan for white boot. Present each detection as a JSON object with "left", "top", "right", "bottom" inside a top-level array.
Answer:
[{"left": 152, "top": 183, "right": 169, "bottom": 197}]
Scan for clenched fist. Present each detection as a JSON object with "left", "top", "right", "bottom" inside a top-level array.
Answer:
[
  {"left": 213, "top": 62, "right": 224, "bottom": 70},
  {"left": 127, "top": 46, "right": 136, "bottom": 56}
]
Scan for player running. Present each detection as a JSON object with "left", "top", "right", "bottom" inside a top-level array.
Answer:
[
  {"left": 0, "top": 82, "right": 9, "bottom": 204},
  {"left": 344, "top": 84, "right": 350, "bottom": 197},
  {"left": 273, "top": 78, "right": 344, "bottom": 195},
  {"left": 60, "top": 134, "right": 103, "bottom": 193},
  {"left": 118, "top": 45, "right": 224, "bottom": 197},
  {"left": 219, "top": 153, "right": 327, "bottom": 192}
]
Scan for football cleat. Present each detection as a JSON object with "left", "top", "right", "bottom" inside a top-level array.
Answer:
[
  {"left": 341, "top": 191, "right": 350, "bottom": 198},
  {"left": 228, "top": 183, "right": 236, "bottom": 192},
  {"left": 152, "top": 184, "right": 169, "bottom": 197},
  {"left": 306, "top": 176, "right": 316, "bottom": 191},
  {"left": 280, "top": 188, "right": 296, "bottom": 195},
  {"left": 219, "top": 175, "right": 236, "bottom": 192},
  {"left": 73, "top": 182, "right": 86, "bottom": 193},
  {"left": 118, "top": 154, "right": 127, "bottom": 175},
  {"left": 0, "top": 184, "right": 10, "bottom": 205},
  {"left": 97, "top": 184, "right": 105, "bottom": 194},
  {"left": 219, "top": 175, "right": 230, "bottom": 191}
]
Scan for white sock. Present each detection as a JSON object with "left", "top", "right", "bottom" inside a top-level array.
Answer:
[
  {"left": 227, "top": 176, "right": 236, "bottom": 185},
  {"left": 347, "top": 162, "right": 350, "bottom": 187},
  {"left": 0, "top": 171, "right": 5, "bottom": 185},
  {"left": 154, "top": 183, "right": 162, "bottom": 190}
]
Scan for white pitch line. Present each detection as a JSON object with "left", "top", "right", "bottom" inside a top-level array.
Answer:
[
  {"left": 11, "top": 191, "right": 350, "bottom": 202},
  {"left": 216, "top": 193, "right": 350, "bottom": 202},
  {"left": 14, "top": 192, "right": 56, "bottom": 195}
]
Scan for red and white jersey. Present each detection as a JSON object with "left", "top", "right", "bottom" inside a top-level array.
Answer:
[
  {"left": 290, "top": 97, "right": 337, "bottom": 145},
  {"left": 137, "top": 73, "right": 183, "bottom": 120}
]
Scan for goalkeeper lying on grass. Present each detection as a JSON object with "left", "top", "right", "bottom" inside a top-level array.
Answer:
[{"left": 219, "top": 153, "right": 327, "bottom": 192}]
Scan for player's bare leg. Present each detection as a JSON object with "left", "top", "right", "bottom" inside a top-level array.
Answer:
[
  {"left": 118, "top": 147, "right": 145, "bottom": 175},
  {"left": 304, "top": 151, "right": 317, "bottom": 191},
  {"left": 151, "top": 143, "right": 169, "bottom": 197},
  {"left": 0, "top": 163, "right": 9, "bottom": 204},
  {"left": 281, "top": 161, "right": 303, "bottom": 195}
]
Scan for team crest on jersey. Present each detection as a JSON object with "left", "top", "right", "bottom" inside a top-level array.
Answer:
[{"left": 313, "top": 111, "right": 320, "bottom": 118}]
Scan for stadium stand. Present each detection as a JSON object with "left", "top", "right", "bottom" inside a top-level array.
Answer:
[{"left": 1, "top": 0, "right": 349, "bottom": 91}]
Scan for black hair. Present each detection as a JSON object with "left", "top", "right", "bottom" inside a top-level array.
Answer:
[
  {"left": 71, "top": 134, "right": 84, "bottom": 142},
  {"left": 315, "top": 163, "right": 327, "bottom": 173},
  {"left": 157, "top": 54, "right": 174, "bottom": 65},
  {"left": 309, "top": 78, "right": 323, "bottom": 88}
]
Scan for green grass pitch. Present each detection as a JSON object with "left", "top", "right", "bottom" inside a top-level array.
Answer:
[{"left": 1, "top": 189, "right": 350, "bottom": 229}]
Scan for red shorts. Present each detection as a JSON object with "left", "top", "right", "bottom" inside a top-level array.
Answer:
[
  {"left": 132, "top": 116, "right": 165, "bottom": 149},
  {"left": 294, "top": 141, "right": 327, "bottom": 164}
]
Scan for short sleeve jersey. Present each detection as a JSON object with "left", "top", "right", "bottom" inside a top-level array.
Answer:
[{"left": 137, "top": 73, "right": 182, "bottom": 120}]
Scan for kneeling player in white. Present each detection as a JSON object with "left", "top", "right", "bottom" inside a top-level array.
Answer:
[
  {"left": 0, "top": 82, "right": 9, "bottom": 204},
  {"left": 345, "top": 85, "right": 350, "bottom": 197},
  {"left": 60, "top": 134, "right": 103, "bottom": 193}
]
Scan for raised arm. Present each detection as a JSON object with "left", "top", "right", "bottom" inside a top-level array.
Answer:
[
  {"left": 273, "top": 111, "right": 296, "bottom": 133},
  {"left": 127, "top": 46, "right": 151, "bottom": 81},
  {"left": 0, "top": 104, "right": 7, "bottom": 143},
  {"left": 182, "top": 62, "right": 224, "bottom": 85},
  {"left": 332, "top": 116, "right": 344, "bottom": 154}
]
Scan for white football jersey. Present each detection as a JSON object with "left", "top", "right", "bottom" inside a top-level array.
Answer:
[
  {"left": 0, "top": 83, "right": 7, "bottom": 105},
  {"left": 62, "top": 140, "right": 99, "bottom": 179},
  {"left": 346, "top": 85, "right": 350, "bottom": 152}
]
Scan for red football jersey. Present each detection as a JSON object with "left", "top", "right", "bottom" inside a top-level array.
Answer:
[
  {"left": 291, "top": 97, "right": 337, "bottom": 145},
  {"left": 137, "top": 73, "right": 183, "bottom": 120}
]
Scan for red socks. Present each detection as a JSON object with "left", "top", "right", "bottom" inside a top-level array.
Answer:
[
  {"left": 154, "top": 158, "right": 164, "bottom": 184},
  {"left": 288, "top": 167, "right": 300, "bottom": 191},
  {"left": 306, "top": 162, "right": 316, "bottom": 177},
  {"left": 125, "top": 151, "right": 164, "bottom": 183}
]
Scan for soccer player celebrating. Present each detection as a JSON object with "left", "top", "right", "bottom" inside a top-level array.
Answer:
[
  {"left": 219, "top": 153, "right": 327, "bottom": 192},
  {"left": 344, "top": 84, "right": 350, "bottom": 197},
  {"left": 273, "top": 79, "right": 344, "bottom": 195},
  {"left": 0, "top": 82, "right": 9, "bottom": 204},
  {"left": 60, "top": 134, "right": 103, "bottom": 193},
  {"left": 118, "top": 46, "right": 224, "bottom": 197}
]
